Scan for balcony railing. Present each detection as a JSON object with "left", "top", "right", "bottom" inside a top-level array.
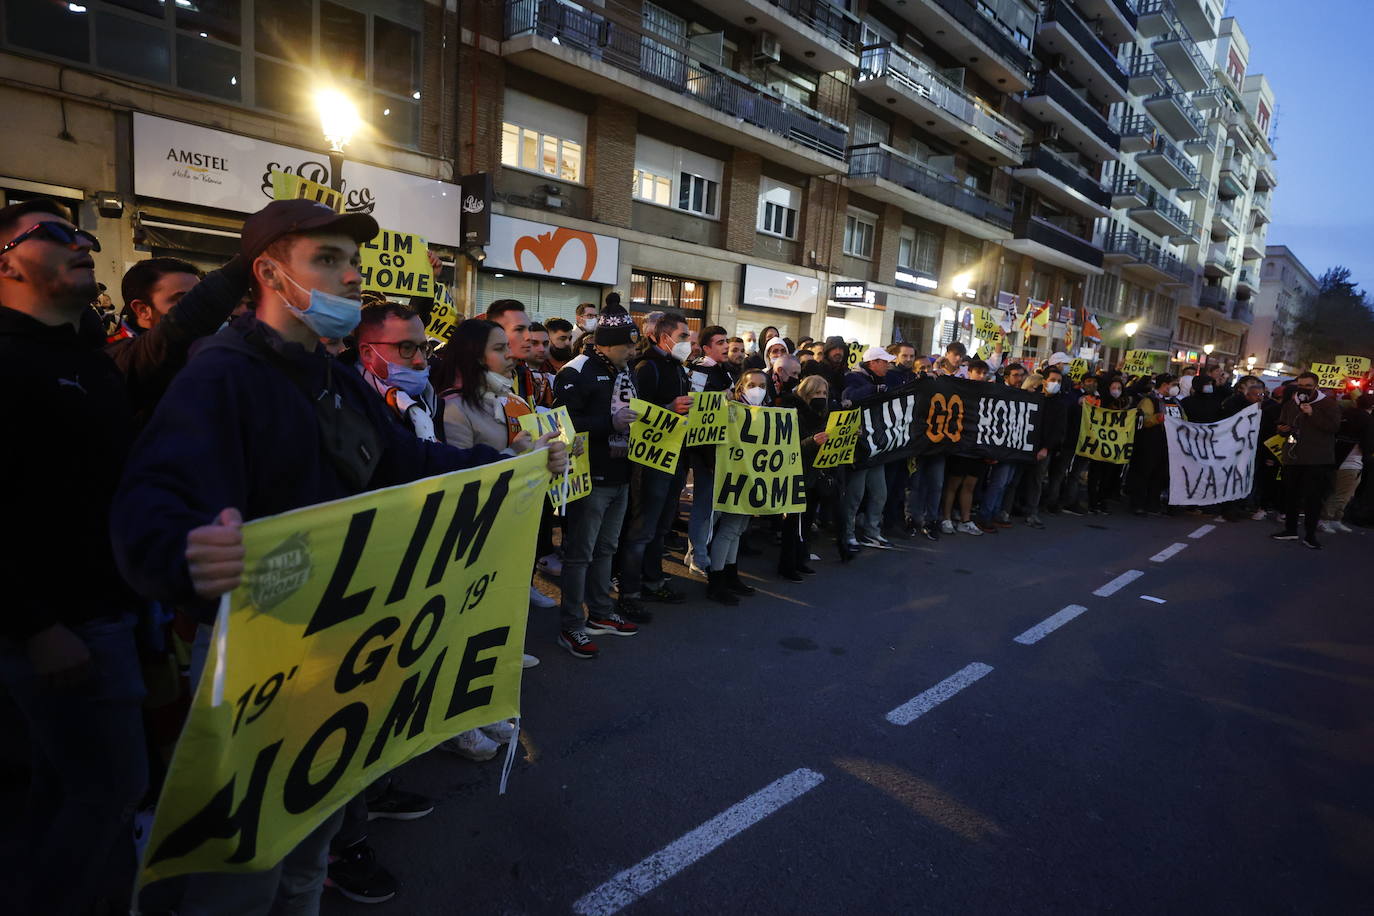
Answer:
[
  {"left": 1023, "top": 146, "right": 1111, "bottom": 207},
  {"left": 1030, "top": 71, "right": 1121, "bottom": 149},
  {"left": 1252, "top": 190, "right": 1271, "bottom": 212},
  {"left": 1198, "top": 285, "right": 1227, "bottom": 312},
  {"left": 1142, "top": 136, "right": 1199, "bottom": 183},
  {"left": 504, "top": 0, "right": 848, "bottom": 161},
  {"left": 1232, "top": 299, "right": 1254, "bottom": 324},
  {"left": 847, "top": 143, "right": 1013, "bottom": 229},
  {"left": 1138, "top": 185, "right": 1192, "bottom": 229},
  {"left": 1214, "top": 198, "right": 1238, "bottom": 226},
  {"left": 1206, "top": 243, "right": 1235, "bottom": 272},
  {"left": 1015, "top": 214, "right": 1105, "bottom": 268},
  {"left": 1041, "top": 0, "right": 1129, "bottom": 90},
  {"left": 926, "top": 0, "right": 1036, "bottom": 76},
  {"left": 1236, "top": 267, "right": 1258, "bottom": 288},
  {"left": 1155, "top": 26, "right": 1210, "bottom": 79},
  {"left": 769, "top": 0, "right": 862, "bottom": 51},
  {"left": 1146, "top": 72, "right": 1206, "bottom": 135},
  {"left": 1105, "top": 230, "right": 1194, "bottom": 282},
  {"left": 859, "top": 43, "right": 1025, "bottom": 158}
]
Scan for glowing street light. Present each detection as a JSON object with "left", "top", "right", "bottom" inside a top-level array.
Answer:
[
  {"left": 1123, "top": 321, "right": 1139, "bottom": 337},
  {"left": 1247, "top": 354, "right": 1257, "bottom": 370},
  {"left": 316, "top": 87, "right": 362, "bottom": 191},
  {"left": 1203, "top": 343, "right": 1215, "bottom": 356}
]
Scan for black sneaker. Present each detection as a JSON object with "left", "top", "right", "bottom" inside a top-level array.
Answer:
[
  {"left": 327, "top": 843, "right": 398, "bottom": 904},
  {"left": 366, "top": 785, "right": 434, "bottom": 822},
  {"left": 615, "top": 596, "right": 654, "bottom": 624},
  {"left": 641, "top": 583, "right": 685, "bottom": 604},
  {"left": 557, "top": 629, "right": 600, "bottom": 659},
  {"left": 1269, "top": 531, "right": 1300, "bottom": 541},
  {"left": 921, "top": 523, "right": 939, "bottom": 542},
  {"left": 1301, "top": 536, "right": 1322, "bottom": 550}
]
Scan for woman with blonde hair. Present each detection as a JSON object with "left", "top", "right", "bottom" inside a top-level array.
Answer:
[{"left": 705, "top": 370, "right": 770, "bottom": 604}]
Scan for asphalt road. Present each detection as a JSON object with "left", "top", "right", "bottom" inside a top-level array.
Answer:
[{"left": 330, "top": 510, "right": 1374, "bottom": 916}]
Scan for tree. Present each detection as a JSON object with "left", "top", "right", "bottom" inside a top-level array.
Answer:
[{"left": 1293, "top": 266, "right": 1374, "bottom": 366}]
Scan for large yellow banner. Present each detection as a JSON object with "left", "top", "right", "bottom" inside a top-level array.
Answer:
[
  {"left": 713, "top": 403, "right": 806, "bottom": 514},
  {"left": 1075, "top": 405, "right": 1137, "bottom": 464},
  {"left": 812, "top": 408, "right": 859, "bottom": 469},
  {"left": 138, "top": 453, "right": 546, "bottom": 887}
]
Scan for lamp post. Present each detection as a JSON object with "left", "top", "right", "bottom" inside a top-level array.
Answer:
[
  {"left": 1123, "top": 320, "right": 1138, "bottom": 364},
  {"left": 1246, "top": 354, "right": 1257, "bottom": 372},
  {"left": 316, "top": 88, "right": 361, "bottom": 193},
  {"left": 1203, "top": 342, "right": 1215, "bottom": 360}
]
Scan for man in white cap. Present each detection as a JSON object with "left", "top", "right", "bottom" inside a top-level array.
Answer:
[
  {"left": 840, "top": 345, "right": 896, "bottom": 550},
  {"left": 1047, "top": 351, "right": 1071, "bottom": 371}
]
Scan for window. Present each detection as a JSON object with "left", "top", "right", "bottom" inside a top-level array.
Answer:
[
  {"left": 501, "top": 90, "right": 587, "bottom": 184},
  {"left": 633, "top": 136, "right": 723, "bottom": 219},
  {"left": 844, "top": 211, "right": 876, "bottom": 259},
  {"left": 853, "top": 110, "right": 890, "bottom": 147},
  {"left": 757, "top": 178, "right": 801, "bottom": 240},
  {"left": 1227, "top": 50, "right": 1245, "bottom": 86}
]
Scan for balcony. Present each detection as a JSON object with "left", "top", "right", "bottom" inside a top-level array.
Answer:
[
  {"left": 1024, "top": 71, "right": 1121, "bottom": 162},
  {"left": 845, "top": 144, "right": 1013, "bottom": 240},
  {"left": 1007, "top": 214, "right": 1105, "bottom": 274},
  {"left": 1036, "top": 0, "right": 1129, "bottom": 105},
  {"left": 1235, "top": 267, "right": 1258, "bottom": 295},
  {"left": 1129, "top": 187, "right": 1194, "bottom": 240},
  {"left": 1110, "top": 170, "right": 1148, "bottom": 209},
  {"left": 501, "top": 0, "right": 848, "bottom": 175},
  {"left": 1198, "top": 284, "right": 1227, "bottom": 312},
  {"left": 1253, "top": 152, "right": 1277, "bottom": 190},
  {"left": 1106, "top": 231, "right": 1194, "bottom": 285},
  {"left": 1231, "top": 299, "right": 1254, "bottom": 324},
  {"left": 1211, "top": 198, "right": 1240, "bottom": 238},
  {"left": 884, "top": 0, "right": 1036, "bottom": 93},
  {"left": 1204, "top": 242, "right": 1235, "bottom": 277},
  {"left": 1128, "top": 55, "right": 1168, "bottom": 97},
  {"left": 1250, "top": 191, "right": 1271, "bottom": 224},
  {"left": 1154, "top": 29, "right": 1211, "bottom": 92},
  {"left": 857, "top": 44, "right": 1026, "bottom": 166},
  {"left": 1192, "top": 86, "right": 1223, "bottom": 111},
  {"left": 1172, "top": 0, "right": 1220, "bottom": 41},
  {"left": 1178, "top": 175, "right": 1207, "bottom": 202},
  {"left": 1144, "top": 76, "right": 1205, "bottom": 142},
  {"left": 1217, "top": 154, "right": 1250, "bottom": 197},
  {"left": 688, "top": 0, "right": 861, "bottom": 72},
  {"left": 1118, "top": 112, "right": 1157, "bottom": 154},
  {"left": 1184, "top": 122, "right": 1219, "bottom": 155},
  {"left": 1136, "top": 136, "right": 1199, "bottom": 190},
  {"left": 1243, "top": 231, "right": 1264, "bottom": 261},
  {"left": 1011, "top": 146, "right": 1111, "bottom": 218},
  {"left": 1074, "top": 0, "right": 1139, "bottom": 45}
]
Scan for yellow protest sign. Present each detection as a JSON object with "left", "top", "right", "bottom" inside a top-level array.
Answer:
[
  {"left": 1336, "top": 354, "right": 1370, "bottom": 376},
  {"left": 683, "top": 391, "right": 727, "bottom": 448},
  {"left": 973, "top": 308, "right": 1006, "bottom": 360},
  {"left": 813, "top": 408, "right": 860, "bottom": 469},
  {"left": 1122, "top": 350, "right": 1156, "bottom": 377},
  {"left": 360, "top": 229, "right": 433, "bottom": 298},
  {"left": 139, "top": 453, "right": 546, "bottom": 888},
  {"left": 517, "top": 407, "right": 589, "bottom": 508},
  {"left": 1069, "top": 358, "right": 1090, "bottom": 382},
  {"left": 270, "top": 170, "right": 343, "bottom": 213},
  {"left": 847, "top": 341, "right": 865, "bottom": 369},
  {"left": 713, "top": 402, "right": 806, "bottom": 514},
  {"left": 1075, "top": 405, "right": 1137, "bottom": 464},
  {"left": 629, "top": 398, "right": 688, "bottom": 474},
  {"left": 1310, "top": 362, "right": 1344, "bottom": 387},
  {"left": 427, "top": 280, "right": 459, "bottom": 342}
]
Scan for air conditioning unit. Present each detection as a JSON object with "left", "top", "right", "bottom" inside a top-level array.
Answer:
[{"left": 754, "top": 31, "right": 781, "bottom": 64}]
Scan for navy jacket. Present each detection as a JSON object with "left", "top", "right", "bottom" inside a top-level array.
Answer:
[
  {"left": 842, "top": 366, "right": 888, "bottom": 405},
  {"left": 554, "top": 349, "right": 629, "bottom": 486},
  {"left": 111, "top": 315, "right": 501, "bottom": 614}
]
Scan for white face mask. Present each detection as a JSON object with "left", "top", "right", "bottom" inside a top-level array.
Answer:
[
  {"left": 670, "top": 340, "right": 693, "bottom": 362},
  {"left": 581, "top": 317, "right": 598, "bottom": 332},
  {"left": 743, "top": 387, "right": 766, "bottom": 406},
  {"left": 1166, "top": 385, "right": 1179, "bottom": 397},
  {"left": 1044, "top": 381, "right": 1061, "bottom": 395}
]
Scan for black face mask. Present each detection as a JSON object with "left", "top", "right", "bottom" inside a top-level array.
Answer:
[
  {"left": 550, "top": 345, "right": 573, "bottom": 361},
  {"left": 809, "top": 397, "right": 828, "bottom": 414}
]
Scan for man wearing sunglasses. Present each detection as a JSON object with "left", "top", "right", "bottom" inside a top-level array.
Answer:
[{"left": 0, "top": 198, "right": 150, "bottom": 915}]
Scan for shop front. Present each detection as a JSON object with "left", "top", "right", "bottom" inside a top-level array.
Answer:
[
  {"left": 822, "top": 281, "right": 888, "bottom": 349},
  {"left": 737, "top": 264, "right": 821, "bottom": 342},
  {"left": 631, "top": 269, "right": 710, "bottom": 331},
  {"left": 477, "top": 213, "right": 617, "bottom": 324}
]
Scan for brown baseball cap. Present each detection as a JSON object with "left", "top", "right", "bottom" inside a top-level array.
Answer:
[{"left": 240, "top": 199, "right": 378, "bottom": 260}]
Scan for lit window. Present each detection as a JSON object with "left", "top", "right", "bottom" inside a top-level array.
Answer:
[
  {"left": 501, "top": 123, "right": 583, "bottom": 183},
  {"left": 633, "top": 136, "right": 723, "bottom": 219},
  {"left": 633, "top": 169, "right": 673, "bottom": 206}
]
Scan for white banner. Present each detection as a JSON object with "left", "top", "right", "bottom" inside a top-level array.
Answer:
[
  {"left": 740, "top": 264, "right": 820, "bottom": 314},
  {"left": 132, "top": 113, "right": 461, "bottom": 244},
  {"left": 1165, "top": 402, "right": 1261, "bottom": 506},
  {"left": 484, "top": 214, "right": 618, "bottom": 284}
]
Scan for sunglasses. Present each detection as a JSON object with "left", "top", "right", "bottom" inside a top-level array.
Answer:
[{"left": 0, "top": 221, "right": 101, "bottom": 256}]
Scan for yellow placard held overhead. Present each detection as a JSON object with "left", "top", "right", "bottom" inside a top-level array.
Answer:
[
  {"left": 517, "top": 407, "right": 590, "bottom": 508},
  {"left": 359, "top": 230, "right": 433, "bottom": 298},
  {"left": 628, "top": 398, "right": 688, "bottom": 474},
  {"left": 1068, "top": 358, "right": 1091, "bottom": 382},
  {"left": 714, "top": 403, "right": 806, "bottom": 515},
  {"left": 813, "top": 408, "right": 860, "bottom": 469},
  {"left": 1310, "top": 362, "right": 1344, "bottom": 387},
  {"left": 683, "top": 391, "right": 727, "bottom": 448},
  {"left": 1075, "top": 405, "right": 1137, "bottom": 464},
  {"left": 270, "top": 170, "right": 343, "bottom": 213},
  {"left": 427, "top": 281, "right": 459, "bottom": 342},
  {"left": 138, "top": 452, "right": 547, "bottom": 889},
  {"left": 1335, "top": 354, "right": 1370, "bottom": 377},
  {"left": 1122, "top": 350, "right": 1157, "bottom": 377}
]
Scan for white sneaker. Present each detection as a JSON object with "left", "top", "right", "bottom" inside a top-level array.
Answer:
[
  {"left": 940, "top": 519, "right": 956, "bottom": 535},
  {"left": 480, "top": 720, "right": 518, "bottom": 744},
  {"left": 845, "top": 537, "right": 861, "bottom": 550},
  {"left": 441, "top": 728, "right": 500, "bottom": 761},
  {"left": 537, "top": 553, "right": 563, "bottom": 576},
  {"left": 808, "top": 553, "right": 821, "bottom": 561},
  {"left": 1250, "top": 509, "right": 1268, "bottom": 521},
  {"left": 1331, "top": 520, "right": 1354, "bottom": 534},
  {"left": 529, "top": 586, "right": 557, "bottom": 608},
  {"left": 957, "top": 521, "right": 983, "bottom": 536},
  {"left": 1316, "top": 520, "right": 1334, "bottom": 534},
  {"left": 687, "top": 560, "right": 709, "bottom": 578},
  {"left": 521, "top": 653, "right": 540, "bottom": 668}
]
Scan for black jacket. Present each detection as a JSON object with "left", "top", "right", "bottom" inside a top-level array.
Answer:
[
  {"left": 1182, "top": 388, "right": 1226, "bottom": 423},
  {"left": 1038, "top": 391, "right": 1070, "bottom": 452},
  {"left": 106, "top": 256, "right": 249, "bottom": 428},
  {"left": 686, "top": 357, "right": 734, "bottom": 394},
  {"left": 776, "top": 392, "right": 825, "bottom": 485},
  {"left": 555, "top": 349, "right": 630, "bottom": 486},
  {"left": 111, "top": 314, "right": 501, "bottom": 615},
  {"left": 802, "top": 357, "right": 848, "bottom": 409},
  {"left": 0, "top": 306, "right": 141, "bottom": 639},
  {"left": 633, "top": 345, "right": 689, "bottom": 408}
]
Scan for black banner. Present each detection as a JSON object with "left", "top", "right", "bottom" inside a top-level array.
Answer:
[{"left": 851, "top": 376, "right": 1042, "bottom": 468}]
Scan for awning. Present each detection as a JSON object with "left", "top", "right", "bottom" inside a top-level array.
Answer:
[{"left": 134, "top": 211, "right": 240, "bottom": 260}]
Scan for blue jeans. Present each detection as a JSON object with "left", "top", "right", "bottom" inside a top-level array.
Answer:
[
  {"left": 1, "top": 613, "right": 148, "bottom": 916},
  {"left": 843, "top": 464, "right": 888, "bottom": 540},
  {"left": 709, "top": 512, "right": 750, "bottom": 571},
  {"left": 560, "top": 483, "right": 630, "bottom": 631},
  {"left": 617, "top": 464, "right": 685, "bottom": 595},
  {"left": 979, "top": 462, "right": 1016, "bottom": 521},
  {"left": 910, "top": 455, "right": 946, "bottom": 526},
  {"left": 686, "top": 453, "right": 714, "bottom": 569}
]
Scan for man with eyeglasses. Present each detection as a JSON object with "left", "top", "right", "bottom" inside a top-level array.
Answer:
[
  {"left": 352, "top": 300, "right": 440, "bottom": 441},
  {"left": 0, "top": 198, "right": 150, "bottom": 915}
]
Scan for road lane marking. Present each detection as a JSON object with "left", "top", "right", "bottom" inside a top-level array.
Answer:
[
  {"left": 572, "top": 768, "right": 825, "bottom": 916},
  {"left": 1093, "top": 569, "right": 1143, "bottom": 597},
  {"left": 1013, "top": 605, "right": 1089, "bottom": 645},
  {"left": 1140, "top": 595, "right": 1167, "bottom": 604},
  {"left": 1189, "top": 524, "right": 1216, "bottom": 539},
  {"left": 1150, "top": 542, "right": 1188, "bottom": 563},
  {"left": 885, "top": 662, "right": 994, "bottom": 726}
]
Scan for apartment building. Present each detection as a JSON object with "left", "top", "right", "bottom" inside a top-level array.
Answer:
[{"left": 1252, "top": 245, "right": 1316, "bottom": 371}]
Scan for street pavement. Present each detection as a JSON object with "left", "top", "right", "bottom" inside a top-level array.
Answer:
[{"left": 330, "top": 510, "right": 1374, "bottom": 915}]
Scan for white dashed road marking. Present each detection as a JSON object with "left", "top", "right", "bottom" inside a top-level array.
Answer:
[
  {"left": 1150, "top": 542, "right": 1188, "bottom": 563},
  {"left": 573, "top": 768, "right": 826, "bottom": 916},
  {"left": 1093, "top": 569, "right": 1144, "bottom": 597},
  {"left": 1189, "top": 524, "right": 1216, "bottom": 539},
  {"left": 885, "top": 662, "right": 995, "bottom": 726},
  {"left": 1140, "top": 595, "right": 1167, "bottom": 604},
  {"left": 1013, "top": 605, "right": 1090, "bottom": 645}
]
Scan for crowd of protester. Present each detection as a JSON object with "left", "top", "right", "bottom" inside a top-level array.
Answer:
[{"left": 3, "top": 195, "right": 1373, "bottom": 915}]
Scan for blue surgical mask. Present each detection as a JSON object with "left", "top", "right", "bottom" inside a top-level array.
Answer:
[
  {"left": 381, "top": 361, "right": 430, "bottom": 398},
  {"left": 277, "top": 269, "right": 362, "bottom": 340}
]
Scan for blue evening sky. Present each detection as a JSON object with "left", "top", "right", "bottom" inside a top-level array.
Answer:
[{"left": 1227, "top": 0, "right": 1374, "bottom": 291}]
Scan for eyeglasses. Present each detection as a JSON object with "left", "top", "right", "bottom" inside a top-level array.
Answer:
[
  {"left": 0, "top": 221, "right": 101, "bottom": 257},
  {"left": 367, "top": 339, "right": 432, "bottom": 360}
]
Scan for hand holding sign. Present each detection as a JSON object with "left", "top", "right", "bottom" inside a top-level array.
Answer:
[
  {"left": 185, "top": 507, "right": 245, "bottom": 599},
  {"left": 683, "top": 391, "right": 727, "bottom": 447},
  {"left": 629, "top": 398, "right": 688, "bottom": 474}
]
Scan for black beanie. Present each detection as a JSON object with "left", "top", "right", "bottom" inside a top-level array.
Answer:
[{"left": 595, "top": 303, "right": 638, "bottom": 346}]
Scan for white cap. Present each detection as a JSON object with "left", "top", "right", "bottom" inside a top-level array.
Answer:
[
  {"left": 1048, "top": 351, "right": 1071, "bottom": 366},
  {"left": 862, "top": 345, "right": 894, "bottom": 363},
  {"left": 765, "top": 336, "right": 788, "bottom": 355}
]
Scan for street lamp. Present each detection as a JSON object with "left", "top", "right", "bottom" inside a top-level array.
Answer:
[
  {"left": 1247, "top": 354, "right": 1257, "bottom": 371},
  {"left": 316, "top": 87, "right": 361, "bottom": 192},
  {"left": 1123, "top": 320, "right": 1138, "bottom": 357},
  {"left": 1203, "top": 343, "right": 1215, "bottom": 356}
]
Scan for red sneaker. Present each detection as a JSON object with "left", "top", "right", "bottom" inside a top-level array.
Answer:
[
  {"left": 584, "top": 613, "right": 639, "bottom": 637},
  {"left": 557, "top": 629, "right": 600, "bottom": 659}
]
